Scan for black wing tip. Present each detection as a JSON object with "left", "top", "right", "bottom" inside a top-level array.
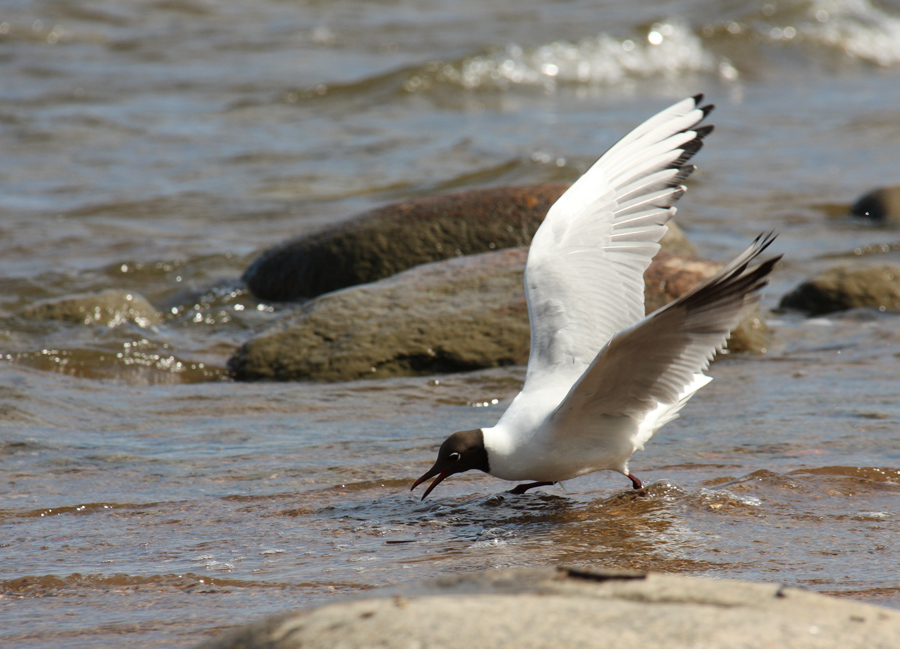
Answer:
[
  {"left": 690, "top": 93, "right": 715, "bottom": 119},
  {"left": 734, "top": 232, "right": 780, "bottom": 278},
  {"left": 751, "top": 231, "right": 779, "bottom": 254},
  {"left": 731, "top": 232, "right": 783, "bottom": 294},
  {"left": 747, "top": 253, "right": 783, "bottom": 296},
  {"left": 752, "top": 233, "right": 784, "bottom": 277},
  {"left": 694, "top": 124, "right": 715, "bottom": 139},
  {"left": 672, "top": 164, "right": 696, "bottom": 186},
  {"left": 676, "top": 136, "right": 705, "bottom": 162},
  {"left": 669, "top": 98, "right": 715, "bottom": 176},
  {"left": 675, "top": 233, "right": 782, "bottom": 315}
]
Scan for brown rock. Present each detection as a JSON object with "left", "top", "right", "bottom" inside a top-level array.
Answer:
[
  {"left": 780, "top": 264, "right": 900, "bottom": 315},
  {"left": 230, "top": 248, "right": 531, "bottom": 382},
  {"left": 242, "top": 184, "right": 696, "bottom": 301}
]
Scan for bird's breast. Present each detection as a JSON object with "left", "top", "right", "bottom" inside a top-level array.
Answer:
[{"left": 483, "top": 413, "right": 639, "bottom": 482}]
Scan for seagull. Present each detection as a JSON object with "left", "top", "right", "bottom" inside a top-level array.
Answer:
[{"left": 411, "top": 95, "right": 780, "bottom": 500}]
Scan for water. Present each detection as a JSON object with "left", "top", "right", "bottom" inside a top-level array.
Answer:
[{"left": 2, "top": 0, "right": 900, "bottom": 646}]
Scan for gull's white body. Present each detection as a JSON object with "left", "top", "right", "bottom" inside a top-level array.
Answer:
[
  {"left": 412, "top": 95, "right": 780, "bottom": 499},
  {"left": 480, "top": 96, "right": 748, "bottom": 484},
  {"left": 484, "top": 373, "right": 709, "bottom": 482}
]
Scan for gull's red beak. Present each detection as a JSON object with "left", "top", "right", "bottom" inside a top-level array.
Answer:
[{"left": 411, "top": 466, "right": 452, "bottom": 501}]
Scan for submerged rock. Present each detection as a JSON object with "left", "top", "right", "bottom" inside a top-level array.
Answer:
[
  {"left": 242, "top": 184, "right": 696, "bottom": 301},
  {"left": 196, "top": 567, "right": 900, "bottom": 649},
  {"left": 229, "top": 248, "right": 769, "bottom": 383},
  {"left": 780, "top": 264, "right": 900, "bottom": 315},
  {"left": 851, "top": 185, "right": 900, "bottom": 225},
  {"left": 19, "top": 290, "right": 162, "bottom": 328}
]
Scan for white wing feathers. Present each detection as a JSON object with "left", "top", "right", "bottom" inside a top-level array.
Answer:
[
  {"left": 523, "top": 95, "right": 714, "bottom": 391},
  {"left": 549, "top": 233, "right": 781, "bottom": 441}
]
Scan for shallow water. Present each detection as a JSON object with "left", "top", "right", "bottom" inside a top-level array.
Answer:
[{"left": 2, "top": 0, "right": 900, "bottom": 647}]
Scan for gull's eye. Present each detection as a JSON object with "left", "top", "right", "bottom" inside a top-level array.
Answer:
[{"left": 449, "top": 452, "right": 461, "bottom": 462}]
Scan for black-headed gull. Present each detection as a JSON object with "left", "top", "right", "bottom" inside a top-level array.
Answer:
[{"left": 411, "top": 95, "right": 780, "bottom": 500}]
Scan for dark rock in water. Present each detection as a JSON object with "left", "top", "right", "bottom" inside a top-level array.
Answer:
[
  {"left": 242, "top": 185, "right": 563, "bottom": 301},
  {"left": 851, "top": 185, "right": 900, "bottom": 225},
  {"left": 780, "top": 264, "right": 900, "bottom": 315},
  {"left": 195, "top": 567, "right": 900, "bottom": 649},
  {"left": 229, "top": 248, "right": 768, "bottom": 383},
  {"left": 242, "top": 184, "right": 697, "bottom": 301},
  {"left": 19, "top": 290, "right": 162, "bottom": 328}
]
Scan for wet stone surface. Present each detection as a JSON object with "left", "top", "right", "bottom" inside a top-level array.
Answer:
[{"left": 197, "top": 567, "right": 900, "bottom": 649}]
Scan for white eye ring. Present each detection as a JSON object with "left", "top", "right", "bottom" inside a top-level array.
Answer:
[{"left": 449, "top": 452, "right": 461, "bottom": 462}]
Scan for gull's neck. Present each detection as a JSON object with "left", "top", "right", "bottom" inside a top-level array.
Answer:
[{"left": 481, "top": 385, "right": 568, "bottom": 481}]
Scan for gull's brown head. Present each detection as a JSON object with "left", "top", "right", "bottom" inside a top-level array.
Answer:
[{"left": 411, "top": 429, "right": 489, "bottom": 500}]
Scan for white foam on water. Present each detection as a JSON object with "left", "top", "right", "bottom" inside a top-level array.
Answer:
[
  {"left": 699, "top": 488, "right": 763, "bottom": 508},
  {"left": 406, "top": 20, "right": 737, "bottom": 92},
  {"left": 717, "top": 0, "right": 900, "bottom": 67},
  {"left": 797, "top": 0, "right": 900, "bottom": 66}
]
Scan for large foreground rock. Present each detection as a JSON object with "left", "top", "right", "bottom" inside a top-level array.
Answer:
[
  {"left": 242, "top": 184, "right": 696, "bottom": 301},
  {"left": 228, "top": 248, "right": 769, "bottom": 382},
  {"left": 780, "top": 264, "right": 900, "bottom": 315},
  {"left": 196, "top": 567, "right": 900, "bottom": 649}
]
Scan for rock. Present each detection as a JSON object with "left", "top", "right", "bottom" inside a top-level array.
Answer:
[
  {"left": 195, "top": 567, "right": 900, "bottom": 649},
  {"left": 780, "top": 265, "right": 900, "bottom": 315},
  {"left": 851, "top": 185, "right": 900, "bottom": 225},
  {"left": 242, "top": 184, "right": 697, "bottom": 301},
  {"left": 229, "top": 248, "right": 531, "bottom": 382},
  {"left": 19, "top": 290, "right": 162, "bottom": 328},
  {"left": 228, "top": 248, "right": 768, "bottom": 383}
]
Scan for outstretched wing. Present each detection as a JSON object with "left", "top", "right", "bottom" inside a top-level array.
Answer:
[
  {"left": 549, "top": 233, "right": 781, "bottom": 446},
  {"left": 523, "top": 95, "right": 714, "bottom": 393}
]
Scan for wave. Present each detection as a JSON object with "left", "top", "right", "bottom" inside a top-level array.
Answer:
[
  {"left": 396, "top": 0, "right": 900, "bottom": 94},
  {"left": 706, "top": 0, "right": 900, "bottom": 67},
  {"left": 262, "top": 1, "right": 900, "bottom": 102},
  {"left": 404, "top": 20, "right": 737, "bottom": 92}
]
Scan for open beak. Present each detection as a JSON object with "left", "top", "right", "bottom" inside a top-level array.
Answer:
[{"left": 411, "top": 465, "right": 452, "bottom": 500}]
